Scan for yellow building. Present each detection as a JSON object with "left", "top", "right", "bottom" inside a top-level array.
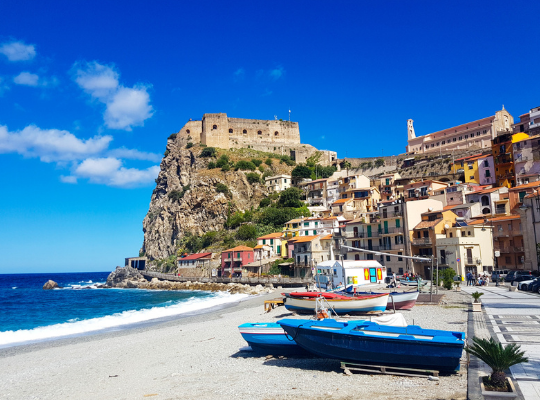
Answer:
[
  {"left": 492, "top": 132, "right": 529, "bottom": 188},
  {"left": 452, "top": 153, "right": 496, "bottom": 186}
]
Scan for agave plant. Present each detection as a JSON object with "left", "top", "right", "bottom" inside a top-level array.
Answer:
[
  {"left": 471, "top": 291, "right": 484, "bottom": 303},
  {"left": 465, "top": 337, "right": 528, "bottom": 388}
]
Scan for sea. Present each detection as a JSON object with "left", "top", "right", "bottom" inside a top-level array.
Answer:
[{"left": 0, "top": 272, "right": 248, "bottom": 348}]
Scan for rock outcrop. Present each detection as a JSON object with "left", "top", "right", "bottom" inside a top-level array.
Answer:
[
  {"left": 43, "top": 280, "right": 59, "bottom": 290},
  {"left": 141, "top": 137, "right": 283, "bottom": 261},
  {"left": 105, "top": 267, "right": 272, "bottom": 295}
]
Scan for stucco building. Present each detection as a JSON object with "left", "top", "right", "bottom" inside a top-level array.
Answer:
[
  {"left": 512, "top": 134, "right": 540, "bottom": 186},
  {"left": 406, "top": 107, "right": 514, "bottom": 154}
]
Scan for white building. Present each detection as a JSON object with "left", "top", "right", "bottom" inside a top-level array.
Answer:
[{"left": 265, "top": 174, "right": 291, "bottom": 192}]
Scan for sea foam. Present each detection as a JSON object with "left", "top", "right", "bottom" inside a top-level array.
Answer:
[{"left": 0, "top": 291, "right": 248, "bottom": 348}]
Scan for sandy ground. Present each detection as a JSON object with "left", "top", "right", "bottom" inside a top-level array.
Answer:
[{"left": 0, "top": 289, "right": 470, "bottom": 400}]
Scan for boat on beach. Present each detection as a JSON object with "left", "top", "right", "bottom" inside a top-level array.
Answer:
[
  {"left": 237, "top": 322, "right": 306, "bottom": 355},
  {"left": 399, "top": 279, "right": 426, "bottom": 287},
  {"left": 336, "top": 290, "right": 419, "bottom": 310},
  {"left": 277, "top": 319, "right": 465, "bottom": 372},
  {"left": 282, "top": 292, "right": 389, "bottom": 314}
]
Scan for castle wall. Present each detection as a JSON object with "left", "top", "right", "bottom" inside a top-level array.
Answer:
[
  {"left": 227, "top": 118, "right": 300, "bottom": 145},
  {"left": 179, "top": 120, "right": 203, "bottom": 144},
  {"left": 202, "top": 113, "right": 229, "bottom": 149}
]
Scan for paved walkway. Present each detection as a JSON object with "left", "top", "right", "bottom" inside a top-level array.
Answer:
[{"left": 463, "top": 285, "right": 540, "bottom": 400}]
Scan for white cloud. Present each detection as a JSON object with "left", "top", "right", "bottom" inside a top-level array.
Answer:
[
  {"left": 13, "top": 72, "right": 39, "bottom": 86},
  {"left": 104, "top": 85, "right": 153, "bottom": 131},
  {"left": 0, "top": 125, "right": 112, "bottom": 162},
  {"left": 270, "top": 66, "right": 285, "bottom": 80},
  {"left": 74, "top": 157, "right": 160, "bottom": 188},
  {"left": 108, "top": 147, "right": 161, "bottom": 162},
  {"left": 60, "top": 175, "right": 78, "bottom": 184},
  {"left": 0, "top": 41, "right": 36, "bottom": 61},
  {"left": 73, "top": 61, "right": 154, "bottom": 130}
]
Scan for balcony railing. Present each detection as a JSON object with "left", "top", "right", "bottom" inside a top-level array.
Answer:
[
  {"left": 380, "top": 227, "right": 404, "bottom": 235},
  {"left": 514, "top": 247, "right": 524, "bottom": 253},
  {"left": 379, "top": 244, "right": 405, "bottom": 251},
  {"left": 465, "top": 257, "right": 481, "bottom": 265},
  {"left": 345, "top": 231, "right": 366, "bottom": 238},
  {"left": 381, "top": 211, "right": 403, "bottom": 219},
  {"left": 494, "top": 230, "right": 523, "bottom": 238},
  {"left": 412, "top": 238, "right": 432, "bottom": 245}
]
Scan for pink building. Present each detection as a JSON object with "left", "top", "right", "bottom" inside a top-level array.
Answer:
[
  {"left": 513, "top": 134, "right": 540, "bottom": 186},
  {"left": 220, "top": 246, "right": 254, "bottom": 277}
]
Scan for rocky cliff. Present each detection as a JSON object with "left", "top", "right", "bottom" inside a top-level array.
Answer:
[{"left": 141, "top": 136, "right": 289, "bottom": 261}]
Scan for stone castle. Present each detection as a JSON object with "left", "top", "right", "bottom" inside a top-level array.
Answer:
[{"left": 177, "top": 113, "right": 337, "bottom": 165}]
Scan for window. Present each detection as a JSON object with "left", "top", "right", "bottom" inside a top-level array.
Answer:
[
  {"left": 468, "top": 163, "right": 473, "bottom": 170},
  {"left": 519, "top": 191, "right": 526, "bottom": 202},
  {"left": 186, "top": 129, "right": 190, "bottom": 134},
  {"left": 213, "top": 125, "right": 217, "bottom": 129},
  {"left": 470, "top": 176, "right": 474, "bottom": 180},
  {"left": 442, "top": 140, "right": 446, "bottom": 145},
  {"left": 398, "top": 252, "right": 403, "bottom": 261},
  {"left": 485, "top": 170, "right": 491, "bottom": 178},
  {"left": 243, "top": 129, "right": 247, "bottom": 134},
  {"left": 395, "top": 219, "right": 400, "bottom": 228},
  {"left": 468, "top": 231, "right": 471, "bottom": 236},
  {"left": 505, "top": 256, "right": 511, "bottom": 264},
  {"left": 257, "top": 130, "right": 262, "bottom": 135},
  {"left": 237, "top": 252, "right": 240, "bottom": 258},
  {"left": 484, "top": 160, "right": 489, "bottom": 167},
  {"left": 461, "top": 230, "right": 465, "bottom": 237},
  {"left": 262, "top": 239, "right": 266, "bottom": 244},
  {"left": 386, "top": 255, "right": 391, "bottom": 261},
  {"left": 453, "top": 138, "right": 457, "bottom": 142},
  {"left": 270, "top": 239, "right": 274, "bottom": 245},
  {"left": 465, "top": 134, "right": 469, "bottom": 139},
  {"left": 458, "top": 136, "right": 463, "bottom": 140},
  {"left": 423, "top": 230, "right": 429, "bottom": 238},
  {"left": 483, "top": 130, "right": 487, "bottom": 134},
  {"left": 229, "top": 128, "right": 233, "bottom": 133},
  {"left": 274, "top": 131, "right": 279, "bottom": 136},
  {"left": 449, "top": 232, "right": 453, "bottom": 237}
]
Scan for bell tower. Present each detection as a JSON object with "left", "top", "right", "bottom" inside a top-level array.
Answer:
[{"left": 407, "top": 119, "right": 416, "bottom": 140}]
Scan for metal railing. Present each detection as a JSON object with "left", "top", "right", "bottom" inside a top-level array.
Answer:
[
  {"left": 494, "top": 230, "right": 523, "bottom": 238},
  {"left": 380, "top": 227, "right": 404, "bottom": 235},
  {"left": 381, "top": 211, "right": 403, "bottom": 218},
  {"left": 412, "top": 238, "right": 432, "bottom": 245}
]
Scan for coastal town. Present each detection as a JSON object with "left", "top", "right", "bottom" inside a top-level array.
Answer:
[{"left": 132, "top": 105, "right": 540, "bottom": 287}]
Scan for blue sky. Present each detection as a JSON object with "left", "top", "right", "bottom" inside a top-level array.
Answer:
[{"left": 1, "top": 0, "right": 539, "bottom": 273}]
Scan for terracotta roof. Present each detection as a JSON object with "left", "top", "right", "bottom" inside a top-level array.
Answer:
[
  {"left": 525, "top": 191, "right": 540, "bottom": 199},
  {"left": 307, "top": 178, "right": 328, "bottom": 184},
  {"left": 257, "top": 232, "right": 283, "bottom": 240},
  {"left": 294, "top": 235, "right": 319, "bottom": 243},
  {"left": 413, "top": 218, "right": 443, "bottom": 230},
  {"left": 320, "top": 234, "right": 333, "bottom": 240},
  {"left": 470, "top": 187, "right": 502, "bottom": 195},
  {"left": 179, "top": 252, "right": 212, "bottom": 261},
  {"left": 454, "top": 153, "right": 484, "bottom": 162},
  {"left": 482, "top": 215, "right": 521, "bottom": 222},
  {"left": 222, "top": 245, "right": 253, "bottom": 253},
  {"left": 322, "top": 216, "right": 338, "bottom": 220},
  {"left": 253, "top": 244, "right": 264, "bottom": 249},
  {"left": 443, "top": 205, "right": 456, "bottom": 211},
  {"left": 333, "top": 198, "right": 351, "bottom": 205},
  {"left": 509, "top": 181, "right": 540, "bottom": 191},
  {"left": 285, "top": 218, "right": 302, "bottom": 224}
]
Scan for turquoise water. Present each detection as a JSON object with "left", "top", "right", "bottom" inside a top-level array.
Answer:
[{"left": 0, "top": 272, "right": 247, "bottom": 347}]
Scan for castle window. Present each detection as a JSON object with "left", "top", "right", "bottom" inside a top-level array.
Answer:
[
  {"left": 186, "top": 129, "right": 190, "bottom": 134},
  {"left": 258, "top": 130, "right": 262, "bottom": 135},
  {"left": 465, "top": 134, "right": 468, "bottom": 139},
  {"left": 275, "top": 131, "right": 279, "bottom": 136},
  {"left": 229, "top": 129, "right": 233, "bottom": 133},
  {"left": 442, "top": 140, "right": 445, "bottom": 145},
  {"left": 212, "top": 125, "right": 217, "bottom": 130},
  {"left": 243, "top": 129, "right": 247, "bottom": 134}
]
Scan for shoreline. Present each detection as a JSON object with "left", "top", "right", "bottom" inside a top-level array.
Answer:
[{"left": 0, "top": 290, "right": 469, "bottom": 400}]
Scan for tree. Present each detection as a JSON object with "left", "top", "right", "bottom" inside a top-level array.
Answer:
[
  {"left": 465, "top": 337, "right": 528, "bottom": 388},
  {"left": 207, "top": 161, "right": 216, "bottom": 169},
  {"left": 200, "top": 147, "right": 216, "bottom": 157},
  {"left": 236, "top": 224, "right": 257, "bottom": 240},
  {"left": 318, "top": 165, "right": 337, "bottom": 178},
  {"left": 265, "top": 158, "right": 273, "bottom": 166},
  {"left": 168, "top": 133, "right": 177, "bottom": 141},
  {"left": 216, "top": 183, "right": 229, "bottom": 195},
  {"left": 186, "top": 142, "right": 193, "bottom": 149},
  {"left": 259, "top": 198, "right": 271, "bottom": 208},
  {"left": 246, "top": 172, "right": 261, "bottom": 184},
  {"left": 291, "top": 165, "right": 312, "bottom": 179},
  {"left": 278, "top": 187, "right": 304, "bottom": 208},
  {"left": 375, "top": 158, "right": 385, "bottom": 168},
  {"left": 251, "top": 159, "right": 262, "bottom": 167},
  {"left": 216, "top": 155, "right": 229, "bottom": 169},
  {"left": 235, "top": 160, "right": 256, "bottom": 171}
]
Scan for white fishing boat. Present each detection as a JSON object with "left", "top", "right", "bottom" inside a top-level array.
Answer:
[{"left": 282, "top": 292, "right": 389, "bottom": 314}]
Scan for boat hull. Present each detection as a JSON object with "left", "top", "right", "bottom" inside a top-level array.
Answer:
[
  {"left": 278, "top": 319, "right": 465, "bottom": 372},
  {"left": 338, "top": 291, "right": 419, "bottom": 310},
  {"left": 238, "top": 323, "right": 306, "bottom": 355},
  {"left": 283, "top": 294, "right": 388, "bottom": 314}
]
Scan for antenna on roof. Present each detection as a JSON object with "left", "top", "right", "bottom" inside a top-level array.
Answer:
[{"left": 289, "top": 109, "right": 291, "bottom": 121}]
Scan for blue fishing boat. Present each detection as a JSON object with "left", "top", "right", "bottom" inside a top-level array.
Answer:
[
  {"left": 277, "top": 319, "right": 465, "bottom": 372},
  {"left": 238, "top": 322, "right": 306, "bottom": 355}
]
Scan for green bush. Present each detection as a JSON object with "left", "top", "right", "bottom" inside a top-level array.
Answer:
[
  {"left": 441, "top": 268, "right": 455, "bottom": 290},
  {"left": 200, "top": 147, "right": 216, "bottom": 157},
  {"left": 207, "top": 161, "right": 216, "bottom": 169},
  {"left": 235, "top": 160, "right": 256, "bottom": 171},
  {"left": 226, "top": 211, "right": 245, "bottom": 229},
  {"left": 236, "top": 224, "right": 258, "bottom": 240},
  {"left": 221, "top": 164, "right": 230, "bottom": 172},
  {"left": 246, "top": 172, "right": 261, "bottom": 184},
  {"left": 375, "top": 158, "right": 385, "bottom": 168},
  {"left": 262, "top": 170, "right": 273, "bottom": 180},
  {"left": 164, "top": 149, "right": 170, "bottom": 157},
  {"left": 216, "top": 183, "right": 229, "bottom": 195},
  {"left": 258, "top": 165, "right": 265, "bottom": 173},
  {"left": 259, "top": 198, "right": 271, "bottom": 208},
  {"left": 168, "top": 133, "right": 177, "bottom": 141},
  {"left": 291, "top": 165, "right": 312, "bottom": 178},
  {"left": 251, "top": 159, "right": 262, "bottom": 167},
  {"left": 280, "top": 155, "right": 295, "bottom": 166},
  {"left": 168, "top": 190, "right": 184, "bottom": 202},
  {"left": 216, "top": 155, "right": 229, "bottom": 169},
  {"left": 278, "top": 187, "right": 304, "bottom": 208},
  {"left": 265, "top": 158, "right": 273, "bottom": 166},
  {"left": 318, "top": 165, "right": 337, "bottom": 178},
  {"left": 256, "top": 206, "right": 310, "bottom": 228},
  {"left": 186, "top": 142, "right": 193, "bottom": 149}
]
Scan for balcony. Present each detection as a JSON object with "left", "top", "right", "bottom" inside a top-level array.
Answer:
[
  {"left": 381, "top": 211, "right": 403, "bottom": 219},
  {"left": 494, "top": 230, "right": 523, "bottom": 238},
  {"left": 380, "top": 243, "right": 405, "bottom": 251},
  {"left": 380, "top": 227, "right": 404, "bottom": 235},
  {"left": 412, "top": 238, "right": 432, "bottom": 246},
  {"left": 223, "top": 256, "right": 232, "bottom": 262},
  {"left": 514, "top": 247, "right": 524, "bottom": 253},
  {"left": 233, "top": 256, "right": 242, "bottom": 261},
  {"left": 345, "top": 231, "right": 366, "bottom": 238},
  {"left": 465, "top": 257, "right": 481, "bottom": 265}
]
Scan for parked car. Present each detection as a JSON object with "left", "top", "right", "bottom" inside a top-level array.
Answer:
[
  {"left": 530, "top": 279, "right": 540, "bottom": 294},
  {"left": 512, "top": 273, "right": 534, "bottom": 285},
  {"left": 492, "top": 269, "right": 509, "bottom": 281},
  {"left": 518, "top": 277, "right": 537, "bottom": 291},
  {"left": 505, "top": 270, "right": 530, "bottom": 283}
]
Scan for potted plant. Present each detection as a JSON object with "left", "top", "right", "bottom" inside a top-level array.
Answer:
[
  {"left": 465, "top": 336, "right": 528, "bottom": 399},
  {"left": 471, "top": 291, "right": 483, "bottom": 312},
  {"left": 454, "top": 280, "right": 462, "bottom": 292}
]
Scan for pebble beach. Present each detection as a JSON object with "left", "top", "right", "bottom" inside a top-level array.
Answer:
[{"left": 0, "top": 289, "right": 470, "bottom": 400}]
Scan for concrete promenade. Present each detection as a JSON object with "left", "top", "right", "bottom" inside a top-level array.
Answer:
[{"left": 462, "top": 285, "right": 540, "bottom": 400}]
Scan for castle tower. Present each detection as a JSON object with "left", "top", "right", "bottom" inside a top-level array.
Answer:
[
  {"left": 201, "top": 113, "right": 229, "bottom": 149},
  {"left": 407, "top": 119, "right": 416, "bottom": 139}
]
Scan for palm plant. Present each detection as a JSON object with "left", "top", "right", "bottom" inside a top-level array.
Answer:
[
  {"left": 471, "top": 291, "right": 483, "bottom": 303},
  {"left": 465, "top": 337, "right": 528, "bottom": 389}
]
